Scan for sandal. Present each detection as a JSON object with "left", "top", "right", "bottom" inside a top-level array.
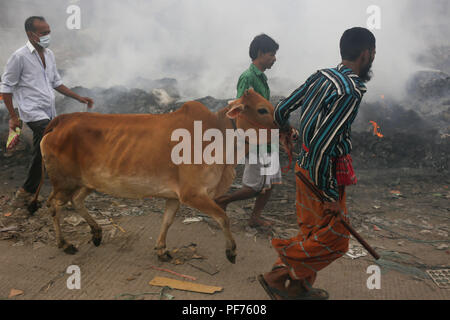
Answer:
[{"left": 258, "top": 274, "right": 329, "bottom": 300}]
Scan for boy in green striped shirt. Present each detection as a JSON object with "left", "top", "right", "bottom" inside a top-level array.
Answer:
[{"left": 215, "top": 34, "right": 281, "bottom": 228}]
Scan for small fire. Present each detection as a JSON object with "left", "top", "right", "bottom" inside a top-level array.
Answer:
[{"left": 369, "top": 121, "right": 384, "bottom": 138}]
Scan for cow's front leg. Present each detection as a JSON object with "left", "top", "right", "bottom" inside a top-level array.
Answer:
[
  {"left": 181, "top": 193, "right": 237, "bottom": 264},
  {"left": 155, "top": 199, "right": 180, "bottom": 261}
]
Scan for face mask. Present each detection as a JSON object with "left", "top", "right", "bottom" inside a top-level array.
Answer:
[{"left": 36, "top": 34, "right": 51, "bottom": 48}]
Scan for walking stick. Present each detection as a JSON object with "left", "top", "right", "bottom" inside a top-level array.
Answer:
[{"left": 295, "top": 171, "right": 380, "bottom": 260}]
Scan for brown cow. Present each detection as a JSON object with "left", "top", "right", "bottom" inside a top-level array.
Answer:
[{"left": 30, "top": 89, "right": 277, "bottom": 263}]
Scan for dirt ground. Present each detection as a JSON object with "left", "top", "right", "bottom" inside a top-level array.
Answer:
[{"left": 0, "top": 150, "right": 449, "bottom": 300}]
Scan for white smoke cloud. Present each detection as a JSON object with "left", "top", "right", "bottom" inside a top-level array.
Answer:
[{"left": 1, "top": 0, "right": 449, "bottom": 100}]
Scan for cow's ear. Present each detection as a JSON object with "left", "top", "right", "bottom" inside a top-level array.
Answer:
[{"left": 226, "top": 104, "right": 245, "bottom": 119}]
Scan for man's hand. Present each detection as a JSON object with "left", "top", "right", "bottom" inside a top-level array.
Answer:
[
  {"left": 54, "top": 85, "right": 94, "bottom": 109},
  {"left": 9, "top": 115, "right": 21, "bottom": 131},
  {"left": 78, "top": 97, "right": 94, "bottom": 109},
  {"left": 290, "top": 127, "right": 299, "bottom": 141},
  {"left": 323, "top": 201, "right": 342, "bottom": 217}
]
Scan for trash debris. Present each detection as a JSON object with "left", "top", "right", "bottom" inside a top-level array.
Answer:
[
  {"left": 115, "top": 287, "right": 174, "bottom": 300},
  {"left": 182, "top": 217, "right": 203, "bottom": 224},
  {"left": 4, "top": 212, "right": 12, "bottom": 217},
  {"left": 345, "top": 243, "right": 368, "bottom": 259},
  {"left": 434, "top": 243, "right": 449, "bottom": 250},
  {"left": 109, "top": 218, "right": 126, "bottom": 233},
  {"left": 437, "top": 230, "right": 448, "bottom": 238},
  {"left": 150, "top": 265, "right": 197, "bottom": 281},
  {"left": 32, "top": 242, "right": 45, "bottom": 250},
  {"left": 426, "top": 269, "right": 450, "bottom": 289},
  {"left": 149, "top": 276, "right": 223, "bottom": 294},
  {"left": 95, "top": 219, "right": 111, "bottom": 226},
  {"left": 0, "top": 225, "right": 18, "bottom": 232},
  {"left": 169, "top": 243, "right": 203, "bottom": 265},
  {"left": 373, "top": 225, "right": 381, "bottom": 231},
  {"left": 228, "top": 203, "right": 246, "bottom": 215},
  {"left": 373, "top": 205, "right": 381, "bottom": 209},
  {"left": 8, "top": 288, "right": 24, "bottom": 298},
  {"left": 188, "top": 259, "right": 219, "bottom": 275},
  {"left": 64, "top": 215, "right": 85, "bottom": 227},
  {"left": 0, "top": 195, "right": 10, "bottom": 205},
  {"left": 419, "top": 230, "right": 432, "bottom": 235}
]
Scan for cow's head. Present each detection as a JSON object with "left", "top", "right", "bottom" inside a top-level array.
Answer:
[{"left": 226, "top": 89, "right": 277, "bottom": 145}]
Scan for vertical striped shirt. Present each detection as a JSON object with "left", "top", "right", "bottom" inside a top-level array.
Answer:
[{"left": 274, "top": 63, "right": 367, "bottom": 201}]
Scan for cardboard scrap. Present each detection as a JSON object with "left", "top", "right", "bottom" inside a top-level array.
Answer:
[
  {"left": 346, "top": 243, "right": 368, "bottom": 259},
  {"left": 9, "top": 288, "right": 24, "bottom": 298},
  {"left": 188, "top": 260, "right": 219, "bottom": 275},
  {"left": 149, "top": 276, "right": 222, "bottom": 294}
]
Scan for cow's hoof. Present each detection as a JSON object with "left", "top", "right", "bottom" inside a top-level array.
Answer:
[
  {"left": 92, "top": 236, "right": 102, "bottom": 247},
  {"left": 63, "top": 244, "right": 78, "bottom": 255},
  {"left": 157, "top": 251, "right": 173, "bottom": 262},
  {"left": 226, "top": 249, "right": 236, "bottom": 264},
  {"left": 92, "top": 229, "right": 102, "bottom": 247}
]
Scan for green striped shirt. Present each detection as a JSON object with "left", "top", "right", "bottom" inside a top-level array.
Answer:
[
  {"left": 236, "top": 63, "right": 270, "bottom": 100},
  {"left": 236, "top": 63, "right": 272, "bottom": 154}
]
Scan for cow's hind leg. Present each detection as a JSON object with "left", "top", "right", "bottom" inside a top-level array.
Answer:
[
  {"left": 49, "top": 195, "right": 78, "bottom": 254},
  {"left": 155, "top": 199, "right": 180, "bottom": 261},
  {"left": 71, "top": 188, "right": 102, "bottom": 247},
  {"left": 181, "top": 194, "right": 236, "bottom": 264}
]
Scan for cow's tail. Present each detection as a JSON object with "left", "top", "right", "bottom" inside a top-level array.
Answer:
[{"left": 27, "top": 117, "right": 61, "bottom": 214}]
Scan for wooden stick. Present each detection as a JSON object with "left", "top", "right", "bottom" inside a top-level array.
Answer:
[{"left": 295, "top": 171, "right": 380, "bottom": 260}]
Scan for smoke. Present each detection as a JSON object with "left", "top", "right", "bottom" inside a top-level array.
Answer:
[{"left": 1, "top": 0, "right": 449, "bottom": 100}]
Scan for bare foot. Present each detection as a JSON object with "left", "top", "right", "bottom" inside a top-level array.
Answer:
[
  {"left": 249, "top": 217, "right": 274, "bottom": 228},
  {"left": 214, "top": 197, "right": 228, "bottom": 211}
]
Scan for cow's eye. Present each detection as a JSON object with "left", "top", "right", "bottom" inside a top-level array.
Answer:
[{"left": 258, "top": 108, "right": 269, "bottom": 115}]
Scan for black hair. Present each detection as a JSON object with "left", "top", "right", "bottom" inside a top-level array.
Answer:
[
  {"left": 249, "top": 34, "right": 279, "bottom": 61},
  {"left": 340, "top": 27, "right": 376, "bottom": 61},
  {"left": 25, "top": 16, "right": 46, "bottom": 32}
]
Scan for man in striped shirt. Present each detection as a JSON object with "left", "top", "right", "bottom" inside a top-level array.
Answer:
[{"left": 258, "top": 27, "right": 376, "bottom": 300}]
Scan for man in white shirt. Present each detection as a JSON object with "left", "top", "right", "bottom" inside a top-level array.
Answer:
[{"left": 1, "top": 16, "right": 94, "bottom": 208}]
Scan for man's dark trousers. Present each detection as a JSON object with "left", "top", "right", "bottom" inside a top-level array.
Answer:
[{"left": 23, "top": 119, "right": 50, "bottom": 193}]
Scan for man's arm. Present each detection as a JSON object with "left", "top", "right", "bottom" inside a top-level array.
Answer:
[
  {"left": 3, "top": 93, "right": 20, "bottom": 130},
  {"left": 54, "top": 85, "right": 94, "bottom": 108},
  {"left": 273, "top": 72, "right": 320, "bottom": 131},
  {"left": 49, "top": 52, "right": 94, "bottom": 108},
  {"left": 1, "top": 54, "right": 22, "bottom": 130},
  {"left": 308, "top": 93, "right": 361, "bottom": 201}
]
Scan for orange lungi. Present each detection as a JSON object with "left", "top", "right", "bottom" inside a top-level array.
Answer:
[{"left": 271, "top": 163, "right": 350, "bottom": 288}]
